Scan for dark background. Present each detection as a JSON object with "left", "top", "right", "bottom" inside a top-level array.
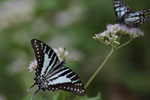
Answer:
[{"left": 0, "top": 0, "right": 150, "bottom": 100}]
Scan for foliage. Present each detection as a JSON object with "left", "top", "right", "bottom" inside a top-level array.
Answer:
[
  {"left": 24, "top": 96, "right": 46, "bottom": 100},
  {"left": 79, "top": 92, "right": 102, "bottom": 100}
]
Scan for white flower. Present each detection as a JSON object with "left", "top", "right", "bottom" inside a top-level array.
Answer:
[
  {"left": 53, "top": 47, "right": 69, "bottom": 61},
  {"left": 93, "top": 24, "right": 144, "bottom": 48},
  {"left": 117, "top": 24, "right": 144, "bottom": 38},
  {"left": 28, "top": 59, "right": 37, "bottom": 72}
]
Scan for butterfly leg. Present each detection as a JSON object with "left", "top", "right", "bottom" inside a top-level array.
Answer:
[
  {"left": 30, "top": 88, "right": 40, "bottom": 100},
  {"left": 27, "top": 82, "right": 36, "bottom": 91}
]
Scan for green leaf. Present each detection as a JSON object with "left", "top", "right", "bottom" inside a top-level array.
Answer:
[
  {"left": 53, "top": 91, "right": 70, "bottom": 100},
  {"left": 52, "top": 92, "right": 61, "bottom": 100},
  {"left": 79, "top": 92, "right": 102, "bottom": 100},
  {"left": 24, "top": 96, "right": 46, "bottom": 100}
]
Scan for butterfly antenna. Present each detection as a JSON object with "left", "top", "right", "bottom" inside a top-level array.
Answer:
[
  {"left": 142, "top": 9, "right": 150, "bottom": 13},
  {"left": 27, "top": 82, "right": 36, "bottom": 91},
  {"left": 30, "top": 88, "right": 40, "bottom": 100}
]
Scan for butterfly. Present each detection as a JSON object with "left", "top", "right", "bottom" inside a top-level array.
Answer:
[
  {"left": 28, "top": 39, "right": 85, "bottom": 100},
  {"left": 113, "top": 0, "right": 150, "bottom": 27}
]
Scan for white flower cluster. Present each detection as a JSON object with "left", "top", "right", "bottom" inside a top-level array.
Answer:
[
  {"left": 53, "top": 47, "right": 69, "bottom": 61},
  {"left": 28, "top": 59, "right": 37, "bottom": 72},
  {"left": 93, "top": 24, "right": 144, "bottom": 48},
  {"left": 108, "top": 24, "right": 144, "bottom": 38}
]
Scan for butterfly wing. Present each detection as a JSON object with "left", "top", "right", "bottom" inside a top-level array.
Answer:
[
  {"left": 45, "top": 66, "right": 85, "bottom": 96},
  {"left": 31, "top": 39, "right": 60, "bottom": 77},
  {"left": 114, "top": 0, "right": 131, "bottom": 21},
  {"left": 123, "top": 9, "right": 149, "bottom": 27}
]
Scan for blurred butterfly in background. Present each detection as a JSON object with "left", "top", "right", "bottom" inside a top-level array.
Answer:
[
  {"left": 114, "top": 0, "right": 150, "bottom": 27},
  {"left": 28, "top": 39, "right": 85, "bottom": 100}
]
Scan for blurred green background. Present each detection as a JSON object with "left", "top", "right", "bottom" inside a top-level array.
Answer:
[{"left": 0, "top": 0, "right": 150, "bottom": 100}]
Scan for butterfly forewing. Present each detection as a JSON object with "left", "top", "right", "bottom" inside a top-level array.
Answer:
[
  {"left": 31, "top": 39, "right": 59, "bottom": 76},
  {"left": 114, "top": 0, "right": 131, "bottom": 20}
]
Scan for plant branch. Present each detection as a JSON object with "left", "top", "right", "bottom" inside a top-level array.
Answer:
[
  {"left": 73, "top": 48, "right": 114, "bottom": 100},
  {"left": 116, "top": 39, "right": 133, "bottom": 49},
  {"left": 85, "top": 48, "right": 114, "bottom": 89}
]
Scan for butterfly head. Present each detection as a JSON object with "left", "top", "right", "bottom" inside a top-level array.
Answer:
[{"left": 34, "top": 76, "right": 48, "bottom": 91}]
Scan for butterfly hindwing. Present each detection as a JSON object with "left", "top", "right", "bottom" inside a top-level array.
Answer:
[
  {"left": 46, "top": 67, "right": 85, "bottom": 96},
  {"left": 123, "top": 9, "right": 148, "bottom": 27}
]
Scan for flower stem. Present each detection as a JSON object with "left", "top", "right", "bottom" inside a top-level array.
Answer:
[
  {"left": 116, "top": 39, "right": 133, "bottom": 49},
  {"left": 73, "top": 48, "right": 114, "bottom": 100},
  {"left": 85, "top": 48, "right": 114, "bottom": 89}
]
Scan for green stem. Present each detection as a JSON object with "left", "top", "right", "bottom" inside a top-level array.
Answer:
[
  {"left": 116, "top": 39, "right": 133, "bottom": 49},
  {"left": 85, "top": 48, "right": 114, "bottom": 89},
  {"left": 73, "top": 48, "right": 114, "bottom": 100}
]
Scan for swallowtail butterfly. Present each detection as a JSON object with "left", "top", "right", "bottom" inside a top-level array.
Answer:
[
  {"left": 28, "top": 39, "right": 85, "bottom": 100},
  {"left": 114, "top": 0, "right": 150, "bottom": 27}
]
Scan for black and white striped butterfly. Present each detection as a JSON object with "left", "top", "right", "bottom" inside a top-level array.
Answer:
[
  {"left": 114, "top": 0, "right": 150, "bottom": 27},
  {"left": 28, "top": 39, "right": 85, "bottom": 100}
]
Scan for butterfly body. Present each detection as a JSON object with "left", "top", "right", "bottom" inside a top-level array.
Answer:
[
  {"left": 114, "top": 0, "right": 150, "bottom": 27},
  {"left": 29, "top": 39, "right": 85, "bottom": 100},
  {"left": 34, "top": 76, "right": 49, "bottom": 91}
]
